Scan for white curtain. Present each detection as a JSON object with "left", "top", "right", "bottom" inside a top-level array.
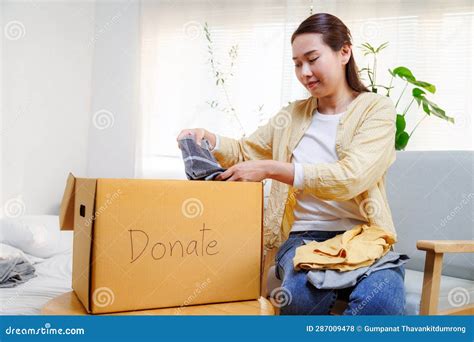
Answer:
[
  {"left": 2, "top": 1, "right": 472, "bottom": 215},
  {"left": 137, "top": 0, "right": 312, "bottom": 179},
  {"left": 136, "top": 0, "right": 473, "bottom": 179}
]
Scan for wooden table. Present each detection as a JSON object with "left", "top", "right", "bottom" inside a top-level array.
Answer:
[{"left": 41, "top": 291, "right": 275, "bottom": 315}]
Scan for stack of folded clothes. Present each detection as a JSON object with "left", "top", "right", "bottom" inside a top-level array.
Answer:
[
  {"left": 0, "top": 257, "right": 36, "bottom": 288},
  {"left": 306, "top": 251, "right": 409, "bottom": 289},
  {"left": 293, "top": 224, "right": 397, "bottom": 271},
  {"left": 292, "top": 224, "right": 409, "bottom": 289}
]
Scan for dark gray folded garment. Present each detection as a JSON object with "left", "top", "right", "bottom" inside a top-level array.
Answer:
[
  {"left": 178, "top": 135, "right": 227, "bottom": 180},
  {"left": 0, "top": 257, "right": 37, "bottom": 288}
]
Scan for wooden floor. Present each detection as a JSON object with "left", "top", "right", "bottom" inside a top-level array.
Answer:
[{"left": 41, "top": 291, "right": 275, "bottom": 316}]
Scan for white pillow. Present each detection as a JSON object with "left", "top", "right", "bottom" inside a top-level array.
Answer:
[
  {"left": 56, "top": 231, "right": 74, "bottom": 254},
  {"left": 0, "top": 242, "right": 45, "bottom": 264},
  {"left": 0, "top": 215, "right": 61, "bottom": 258}
]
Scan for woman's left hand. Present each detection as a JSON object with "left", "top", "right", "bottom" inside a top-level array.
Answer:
[{"left": 215, "top": 160, "right": 270, "bottom": 182}]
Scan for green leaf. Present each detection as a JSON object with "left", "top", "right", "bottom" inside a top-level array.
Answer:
[
  {"left": 410, "top": 80, "right": 436, "bottom": 93},
  {"left": 359, "top": 42, "right": 376, "bottom": 53},
  {"left": 392, "top": 69, "right": 436, "bottom": 93},
  {"left": 422, "top": 101, "right": 430, "bottom": 115},
  {"left": 395, "top": 131, "right": 410, "bottom": 150},
  {"left": 422, "top": 97, "right": 454, "bottom": 123},
  {"left": 396, "top": 114, "right": 406, "bottom": 133},
  {"left": 390, "top": 66, "right": 415, "bottom": 82},
  {"left": 411, "top": 88, "right": 455, "bottom": 123},
  {"left": 412, "top": 88, "right": 426, "bottom": 97},
  {"left": 375, "top": 41, "right": 389, "bottom": 52}
]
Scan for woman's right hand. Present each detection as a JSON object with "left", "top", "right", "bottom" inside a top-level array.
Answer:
[{"left": 176, "top": 128, "right": 216, "bottom": 149}]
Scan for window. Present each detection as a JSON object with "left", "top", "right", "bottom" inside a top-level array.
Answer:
[{"left": 138, "top": 0, "right": 473, "bottom": 177}]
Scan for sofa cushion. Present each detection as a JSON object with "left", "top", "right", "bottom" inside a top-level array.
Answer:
[
  {"left": 404, "top": 268, "right": 474, "bottom": 315},
  {"left": 386, "top": 151, "right": 473, "bottom": 280},
  {"left": 266, "top": 265, "right": 474, "bottom": 315}
]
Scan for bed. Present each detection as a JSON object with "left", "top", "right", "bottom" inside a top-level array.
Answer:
[{"left": 0, "top": 217, "right": 73, "bottom": 315}]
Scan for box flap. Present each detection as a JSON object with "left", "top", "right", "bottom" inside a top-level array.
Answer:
[
  {"left": 72, "top": 177, "right": 97, "bottom": 313},
  {"left": 59, "top": 173, "right": 76, "bottom": 230}
]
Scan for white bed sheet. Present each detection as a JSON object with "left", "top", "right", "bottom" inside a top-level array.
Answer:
[{"left": 0, "top": 231, "right": 73, "bottom": 315}]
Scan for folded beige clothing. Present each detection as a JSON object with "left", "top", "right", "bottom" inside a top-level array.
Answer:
[{"left": 293, "top": 224, "right": 396, "bottom": 271}]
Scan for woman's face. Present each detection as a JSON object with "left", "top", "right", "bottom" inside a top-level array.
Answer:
[{"left": 292, "top": 33, "right": 351, "bottom": 97}]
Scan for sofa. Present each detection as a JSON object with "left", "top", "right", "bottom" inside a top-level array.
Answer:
[{"left": 265, "top": 151, "right": 474, "bottom": 315}]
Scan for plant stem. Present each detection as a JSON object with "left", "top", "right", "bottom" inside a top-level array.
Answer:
[
  {"left": 409, "top": 114, "right": 428, "bottom": 137},
  {"left": 373, "top": 54, "right": 377, "bottom": 91},
  {"left": 403, "top": 97, "right": 415, "bottom": 116},
  {"left": 395, "top": 82, "right": 408, "bottom": 109},
  {"left": 366, "top": 64, "right": 374, "bottom": 88},
  {"left": 387, "top": 75, "right": 394, "bottom": 97},
  {"left": 222, "top": 85, "right": 245, "bottom": 134}
]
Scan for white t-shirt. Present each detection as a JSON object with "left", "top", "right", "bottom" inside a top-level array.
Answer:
[
  {"left": 291, "top": 110, "right": 367, "bottom": 232},
  {"left": 211, "top": 110, "right": 368, "bottom": 232}
]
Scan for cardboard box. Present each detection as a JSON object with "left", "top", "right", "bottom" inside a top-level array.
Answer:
[{"left": 59, "top": 173, "right": 263, "bottom": 314}]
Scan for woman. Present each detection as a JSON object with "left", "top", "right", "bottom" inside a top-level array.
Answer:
[{"left": 177, "top": 13, "right": 405, "bottom": 315}]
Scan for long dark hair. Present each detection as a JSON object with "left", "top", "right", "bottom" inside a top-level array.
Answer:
[{"left": 291, "top": 13, "right": 368, "bottom": 93}]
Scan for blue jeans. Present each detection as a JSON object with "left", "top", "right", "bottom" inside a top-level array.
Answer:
[{"left": 275, "top": 230, "right": 406, "bottom": 315}]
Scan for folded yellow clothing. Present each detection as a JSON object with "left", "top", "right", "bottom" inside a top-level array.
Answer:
[{"left": 293, "top": 224, "right": 397, "bottom": 272}]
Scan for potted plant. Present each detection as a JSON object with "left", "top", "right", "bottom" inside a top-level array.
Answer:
[
  {"left": 203, "top": 22, "right": 266, "bottom": 138},
  {"left": 358, "top": 42, "right": 455, "bottom": 150}
]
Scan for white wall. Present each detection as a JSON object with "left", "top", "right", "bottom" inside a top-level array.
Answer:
[
  {"left": 86, "top": 0, "right": 140, "bottom": 179},
  {"left": 1, "top": 0, "right": 141, "bottom": 216},
  {"left": 1, "top": 2, "right": 95, "bottom": 216}
]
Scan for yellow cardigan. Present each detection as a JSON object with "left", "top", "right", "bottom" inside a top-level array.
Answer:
[{"left": 212, "top": 91, "right": 397, "bottom": 251}]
